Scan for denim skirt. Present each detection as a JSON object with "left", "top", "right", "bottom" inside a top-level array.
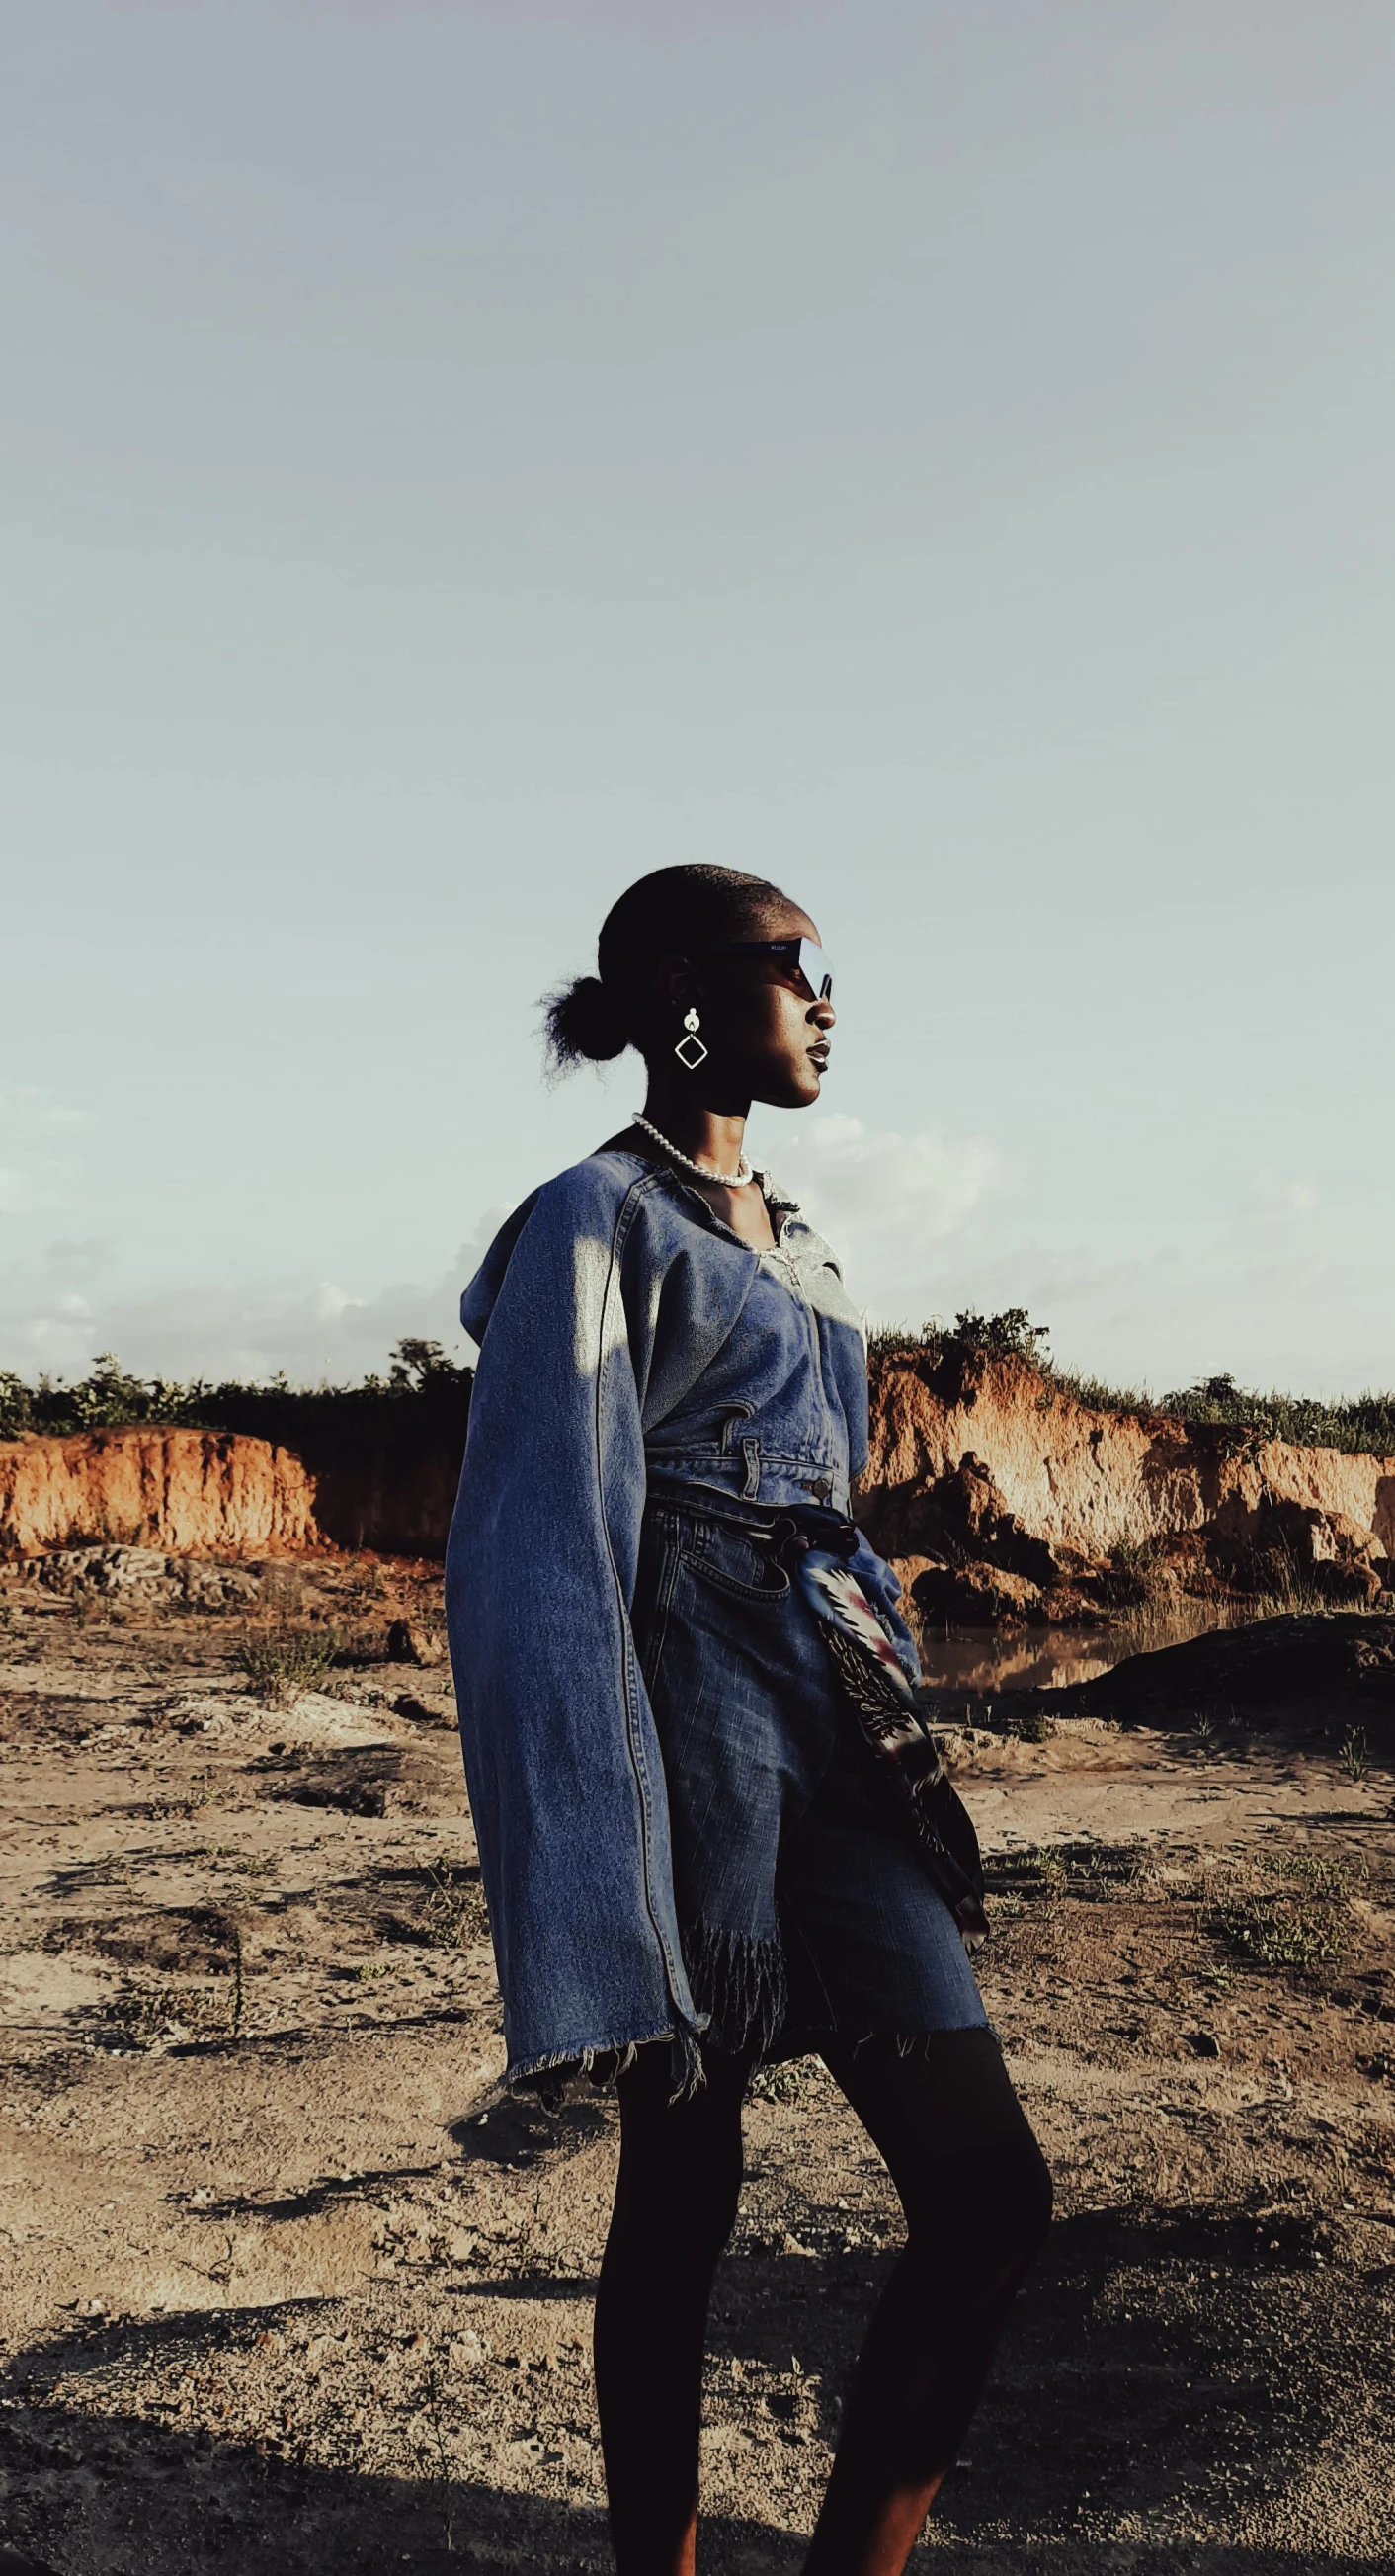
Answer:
[{"left": 632, "top": 1497, "right": 987, "bottom": 2058}]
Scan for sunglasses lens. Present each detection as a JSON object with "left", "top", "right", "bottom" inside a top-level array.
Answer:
[{"left": 796, "top": 939, "right": 833, "bottom": 1002}]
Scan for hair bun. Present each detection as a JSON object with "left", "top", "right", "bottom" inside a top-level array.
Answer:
[{"left": 543, "top": 972, "right": 631, "bottom": 1068}]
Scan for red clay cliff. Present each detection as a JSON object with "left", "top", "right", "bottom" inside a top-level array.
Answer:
[{"left": 0, "top": 1428, "right": 318, "bottom": 1558}]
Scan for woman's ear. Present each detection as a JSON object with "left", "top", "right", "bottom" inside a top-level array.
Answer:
[{"left": 655, "top": 951, "right": 698, "bottom": 1011}]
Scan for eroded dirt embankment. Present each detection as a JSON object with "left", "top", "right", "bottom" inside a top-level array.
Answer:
[
  {"left": 860, "top": 1344, "right": 1395, "bottom": 1626},
  {"left": 7, "top": 1356, "right": 1395, "bottom": 1624},
  {"left": 864, "top": 1345, "right": 1395, "bottom": 1558},
  {"left": 0, "top": 1429, "right": 319, "bottom": 1558},
  {"left": 0, "top": 1418, "right": 465, "bottom": 1561}
]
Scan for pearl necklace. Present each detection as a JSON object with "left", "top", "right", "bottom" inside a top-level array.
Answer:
[{"left": 631, "top": 1112, "right": 754, "bottom": 1189}]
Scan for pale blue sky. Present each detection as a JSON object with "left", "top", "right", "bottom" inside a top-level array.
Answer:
[{"left": 3, "top": 1, "right": 1393, "bottom": 1395}]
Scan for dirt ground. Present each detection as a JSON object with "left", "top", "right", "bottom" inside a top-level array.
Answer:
[{"left": 1, "top": 1555, "right": 1393, "bottom": 2575}]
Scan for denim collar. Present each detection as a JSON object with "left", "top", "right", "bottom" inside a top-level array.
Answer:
[{"left": 614, "top": 1149, "right": 805, "bottom": 1252}]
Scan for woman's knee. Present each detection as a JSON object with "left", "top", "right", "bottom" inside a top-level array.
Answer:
[
  {"left": 613, "top": 2069, "right": 746, "bottom": 2263},
  {"left": 667, "top": 2104, "right": 744, "bottom": 2252},
  {"left": 690, "top": 2139, "right": 744, "bottom": 2258},
  {"left": 1004, "top": 2120, "right": 1053, "bottom": 2262},
  {"left": 612, "top": 2142, "right": 741, "bottom": 2271},
  {"left": 901, "top": 2123, "right": 1052, "bottom": 2283}
]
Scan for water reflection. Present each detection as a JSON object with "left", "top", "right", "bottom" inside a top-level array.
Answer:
[{"left": 910, "top": 1598, "right": 1256, "bottom": 1696}]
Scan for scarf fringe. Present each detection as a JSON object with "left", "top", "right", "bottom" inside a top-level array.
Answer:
[{"left": 681, "top": 1918, "right": 788, "bottom": 2060}]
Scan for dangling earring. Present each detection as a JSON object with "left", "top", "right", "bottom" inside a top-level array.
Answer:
[{"left": 674, "top": 1006, "right": 707, "bottom": 1070}]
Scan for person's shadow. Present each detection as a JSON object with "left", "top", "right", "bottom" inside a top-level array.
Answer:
[{"left": 0, "top": 2194, "right": 1378, "bottom": 2572}]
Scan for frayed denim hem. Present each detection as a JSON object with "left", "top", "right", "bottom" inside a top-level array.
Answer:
[
  {"left": 506, "top": 2018, "right": 707, "bottom": 2107},
  {"left": 780, "top": 2019, "right": 990, "bottom": 2063}
]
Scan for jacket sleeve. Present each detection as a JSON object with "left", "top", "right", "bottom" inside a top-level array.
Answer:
[{"left": 443, "top": 1163, "right": 734, "bottom": 2081}]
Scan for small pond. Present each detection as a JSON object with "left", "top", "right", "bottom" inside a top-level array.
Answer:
[{"left": 909, "top": 1598, "right": 1261, "bottom": 1698}]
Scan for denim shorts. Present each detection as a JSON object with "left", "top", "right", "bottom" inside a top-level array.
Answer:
[{"left": 632, "top": 1498, "right": 988, "bottom": 2057}]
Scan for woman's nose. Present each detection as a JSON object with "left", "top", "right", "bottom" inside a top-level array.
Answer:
[{"left": 810, "top": 995, "right": 835, "bottom": 1029}]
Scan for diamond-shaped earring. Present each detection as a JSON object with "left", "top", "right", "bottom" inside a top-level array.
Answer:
[{"left": 674, "top": 1006, "right": 708, "bottom": 1070}]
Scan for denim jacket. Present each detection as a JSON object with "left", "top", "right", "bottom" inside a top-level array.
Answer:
[{"left": 444, "top": 1149, "right": 918, "bottom": 2088}]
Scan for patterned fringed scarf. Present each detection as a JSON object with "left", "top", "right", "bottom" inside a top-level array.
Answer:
[{"left": 783, "top": 1526, "right": 989, "bottom": 1953}]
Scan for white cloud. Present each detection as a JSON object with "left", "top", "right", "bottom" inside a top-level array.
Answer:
[
  {"left": 0, "top": 1087, "right": 85, "bottom": 1134},
  {"left": 0, "top": 1200, "right": 525, "bottom": 1387},
  {"left": 1250, "top": 1171, "right": 1319, "bottom": 1216},
  {"left": 770, "top": 1113, "right": 1000, "bottom": 1316},
  {"left": 778, "top": 1114, "right": 999, "bottom": 1238},
  {"left": 0, "top": 1249, "right": 473, "bottom": 1385},
  {"left": 312, "top": 1281, "right": 358, "bottom": 1325},
  {"left": 457, "top": 1202, "right": 520, "bottom": 1280},
  {"left": 0, "top": 1171, "right": 39, "bottom": 1216},
  {"left": 0, "top": 1085, "right": 87, "bottom": 1218}
]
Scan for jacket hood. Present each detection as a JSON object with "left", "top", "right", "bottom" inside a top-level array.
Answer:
[{"left": 459, "top": 1192, "right": 542, "bottom": 1349}]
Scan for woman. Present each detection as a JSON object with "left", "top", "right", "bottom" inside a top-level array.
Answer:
[{"left": 445, "top": 865, "right": 1051, "bottom": 2576}]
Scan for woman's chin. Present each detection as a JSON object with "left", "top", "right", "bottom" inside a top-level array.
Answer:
[
  {"left": 755, "top": 1072, "right": 822, "bottom": 1111},
  {"left": 745, "top": 1041, "right": 830, "bottom": 1108}
]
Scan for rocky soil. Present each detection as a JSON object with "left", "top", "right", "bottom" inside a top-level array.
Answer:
[{"left": 2, "top": 1556, "right": 1393, "bottom": 2574}]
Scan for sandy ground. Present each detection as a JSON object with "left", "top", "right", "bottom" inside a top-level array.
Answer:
[{"left": 1, "top": 1556, "right": 1393, "bottom": 2575}]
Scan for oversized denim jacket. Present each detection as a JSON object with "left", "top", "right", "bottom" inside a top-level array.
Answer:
[{"left": 444, "top": 1148, "right": 918, "bottom": 2088}]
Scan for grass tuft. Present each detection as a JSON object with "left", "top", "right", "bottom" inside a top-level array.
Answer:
[
  {"left": 421, "top": 1862, "right": 490, "bottom": 1950},
  {"left": 1211, "top": 1849, "right": 1363, "bottom": 1975},
  {"left": 235, "top": 1625, "right": 343, "bottom": 1705},
  {"left": 1340, "top": 1727, "right": 1369, "bottom": 1785},
  {"left": 997, "top": 1707, "right": 1057, "bottom": 1744},
  {"left": 749, "top": 2055, "right": 828, "bottom": 2105}
]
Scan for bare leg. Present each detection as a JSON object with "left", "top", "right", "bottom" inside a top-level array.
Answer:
[
  {"left": 801, "top": 2029, "right": 1052, "bottom": 2576},
  {"left": 594, "top": 2044, "right": 752, "bottom": 2576}
]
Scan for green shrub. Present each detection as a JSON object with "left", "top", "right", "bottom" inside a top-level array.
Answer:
[
  {"left": 0, "top": 1340, "right": 471, "bottom": 1446},
  {"left": 869, "top": 1307, "right": 1051, "bottom": 1367}
]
